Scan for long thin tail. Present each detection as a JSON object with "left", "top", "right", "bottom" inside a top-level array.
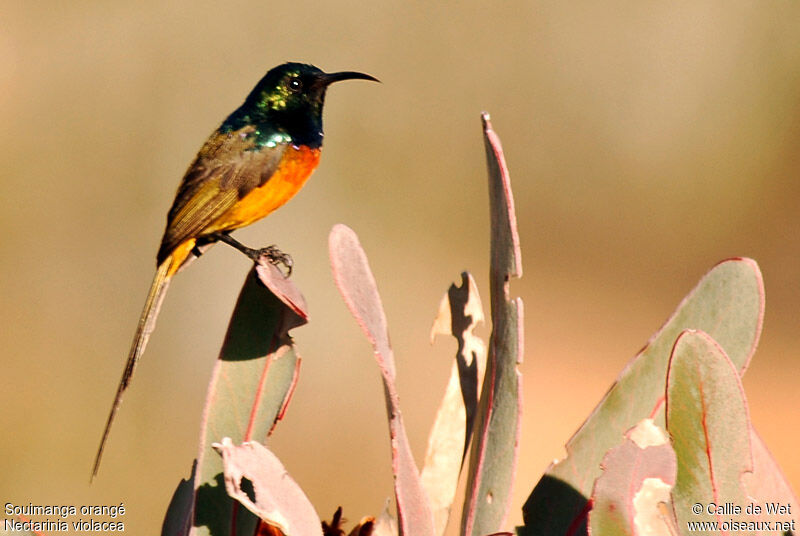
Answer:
[{"left": 91, "top": 259, "right": 173, "bottom": 480}]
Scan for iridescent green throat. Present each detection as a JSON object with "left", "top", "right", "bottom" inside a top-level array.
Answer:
[{"left": 221, "top": 103, "right": 323, "bottom": 150}]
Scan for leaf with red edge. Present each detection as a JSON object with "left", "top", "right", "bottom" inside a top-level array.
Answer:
[
  {"left": 213, "top": 438, "right": 322, "bottom": 536},
  {"left": 521, "top": 258, "right": 764, "bottom": 536},
  {"left": 744, "top": 430, "right": 800, "bottom": 529},
  {"left": 161, "top": 260, "right": 308, "bottom": 536},
  {"left": 329, "top": 223, "right": 435, "bottom": 536},
  {"left": 423, "top": 271, "right": 486, "bottom": 536},
  {"left": 588, "top": 419, "right": 677, "bottom": 536},
  {"left": 666, "top": 330, "right": 753, "bottom": 532},
  {"left": 461, "top": 113, "right": 523, "bottom": 536}
]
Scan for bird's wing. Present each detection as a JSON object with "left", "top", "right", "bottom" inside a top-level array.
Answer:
[{"left": 157, "top": 127, "right": 287, "bottom": 263}]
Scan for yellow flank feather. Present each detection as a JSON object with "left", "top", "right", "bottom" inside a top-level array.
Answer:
[{"left": 166, "top": 239, "right": 198, "bottom": 276}]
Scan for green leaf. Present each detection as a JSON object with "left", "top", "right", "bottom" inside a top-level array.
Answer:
[
  {"left": 666, "top": 330, "right": 753, "bottom": 531},
  {"left": 461, "top": 113, "right": 523, "bottom": 536},
  {"left": 521, "top": 259, "right": 764, "bottom": 536},
  {"left": 161, "top": 262, "right": 308, "bottom": 536}
]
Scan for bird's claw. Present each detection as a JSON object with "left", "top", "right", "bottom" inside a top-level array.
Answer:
[{"left": 255, "top": 245, "right": 293, "bottom": 277}]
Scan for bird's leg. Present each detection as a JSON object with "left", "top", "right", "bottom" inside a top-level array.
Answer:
[{"left": 206, "top": 232, "right": 293, "bottom": 276}]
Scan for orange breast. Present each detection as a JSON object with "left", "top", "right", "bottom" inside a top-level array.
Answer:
[
  {"left": 164, "top": 144, "right": 321, "bottom": 275},
  {"left": 211, "top": 144, "right": 321, "bottom": 231}
]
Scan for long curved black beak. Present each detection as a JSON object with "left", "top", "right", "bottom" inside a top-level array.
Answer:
[{"left": 315, "top": 70, "right": 380, "bottom": 89}]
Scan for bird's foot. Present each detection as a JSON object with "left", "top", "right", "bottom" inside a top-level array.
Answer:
[
  {"left": 207, "top": 232, "right": 293, "bottom": 277},
  {"left": 251, "top": 245, "right": 293, "bottom": 277}
]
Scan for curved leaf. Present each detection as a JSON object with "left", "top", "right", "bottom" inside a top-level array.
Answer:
[
  {"left": 666, "top": 330, "right": 753, "bottom": 532},
  {"left": 213, "top": 438, "right": 322, "bottom": 536},
  {"left": 329, "top": 223, "right": 435, "bottom": 536},
  {"left": 162, "top": 260, "right": 308, "bottom": 536}
]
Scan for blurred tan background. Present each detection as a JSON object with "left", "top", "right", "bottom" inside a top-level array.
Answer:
[{"left": 2, "top": 1, "right": 798, "bottom": 533}]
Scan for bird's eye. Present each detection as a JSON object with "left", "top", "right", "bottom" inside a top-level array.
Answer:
[{"left": 288, "top": 77, "right": 303, "bottom": 92}]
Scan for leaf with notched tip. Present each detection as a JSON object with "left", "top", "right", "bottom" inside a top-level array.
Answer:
[
  {"left": 461, "top": 113, "right": 523, "bottom": 536},
  {"left": 423, "top": 271, "right": 486, "bottom": 536}
]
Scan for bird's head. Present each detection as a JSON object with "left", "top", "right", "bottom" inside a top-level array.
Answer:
[
  {"left": 236, "top": 62, "right": 378, "bottom": 147},
  {"left": 249, "top": 63, "right": 377, "bottom": 112}
]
